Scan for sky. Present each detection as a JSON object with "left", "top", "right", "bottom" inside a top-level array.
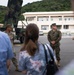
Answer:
[{"left": 0, "top": 0, "right": 41, "bottom": 6}]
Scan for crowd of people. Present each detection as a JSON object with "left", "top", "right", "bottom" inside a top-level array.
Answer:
[{"left": 0, "top": 23, "right": 61, "bottom": 75}]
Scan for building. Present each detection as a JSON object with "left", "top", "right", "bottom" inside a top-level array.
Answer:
[
  {"left": 18, "top": 11, "right": 74, "bottom": 34},
  {"left": 0, "top": 24, "right": 3, "bottom": 28}
]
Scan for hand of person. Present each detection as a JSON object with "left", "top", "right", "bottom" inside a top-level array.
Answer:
[
  {"left": 51, "top": 41, "right": 55, "bottom": 45},
  {"left": 22, "top": 70, "right": 27, "bottom": 74},
  {"left": 7, "top": 60, "right": 11, "bottom": 72}
]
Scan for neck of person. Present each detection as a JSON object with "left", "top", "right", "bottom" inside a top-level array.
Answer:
[
  {"left": 52, "top": 29, "right": 57, "bottom": 31},
  {"left": 5, "top": 30, "right": 11, "bottom": 33}
]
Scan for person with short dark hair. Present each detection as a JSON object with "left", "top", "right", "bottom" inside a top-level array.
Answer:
[
  {"left": 0, "top": 31, "right": 13, "bottom": 75},
  {"left": 5, "top": 25, "right": 13, "bottom": 43},
  {"left": 18, "top": 23, "right": 57, "bottom": 75},
  {"left": 47, "top": 23, "right": 62, "bottom": 67}
]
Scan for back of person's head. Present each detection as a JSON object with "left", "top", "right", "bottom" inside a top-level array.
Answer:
[
  {"left": 21, "top": 23, "right": 39, "bottom": 56},
  {"left": 5, "top": 24, "right": 12, "bottom": 30},
  {"left": 5, "top": 24, "right": 13, "bottom": 32}
]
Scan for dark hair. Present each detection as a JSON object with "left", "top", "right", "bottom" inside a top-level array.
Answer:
[
  {"left": 20, "top": 23, "right": 39, "bottom": 56},
  {"left": 5, "top": 24, "right": 12, "bottom": 30},
  {"left": 51, "top": 23, "right": 57, "bottom": 28}
]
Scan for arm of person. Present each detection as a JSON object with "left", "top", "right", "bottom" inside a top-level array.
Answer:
[
  {"left": 7, "top": 60, "right": 11, "bottom": 69},
  {"left": 47, "top": 31, "right": 51, "bottom": 43},
  {"left": 55, "top": 31, "right": 62, "bottom": 43},
  {"left": 6, "top": 35, "right": 14, "bottom": 68}
]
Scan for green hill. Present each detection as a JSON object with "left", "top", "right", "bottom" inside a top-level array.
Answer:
[
  {"left": 0, "top": 0, "right": 71, "bottom": 23},
  {"left": 0, "top": 6, "right": 7, "bottom": 23},
  {"left": 21, "top": 0, "right": 71, "bottom": 13}
]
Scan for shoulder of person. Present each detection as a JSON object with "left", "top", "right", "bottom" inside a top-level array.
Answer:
[
  {"left": 0, "top": 31, "right": 8, "bottom": 37},
  {"left": 10, "top": 32, "right": 14, "bottom": 35},
  {"left": 48, "top": 30, "right": 52, "bottom": 34},
  {"left": 57, "top": 30, "right": 61, "bottom": 33}
]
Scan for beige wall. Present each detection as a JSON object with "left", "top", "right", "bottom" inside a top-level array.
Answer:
[
  {"left": 18, "top": 11, "right": 74, "bottom": 33},
  {"left": 0, "top": 24, "right": 3, "bottom": 27}
]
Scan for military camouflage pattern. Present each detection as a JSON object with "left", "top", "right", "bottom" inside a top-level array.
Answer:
[
  {"left": 47, "top": 30, "right": 62, "bottom": 61},
  {"left": 5, "top": 31, "right": 14, "bottom": 43}
]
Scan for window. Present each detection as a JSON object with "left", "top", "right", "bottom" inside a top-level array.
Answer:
[
  {"left": 68, "top": 18, "right": 70, "bottom": 20},
  {"left": 59, "top": 17, "right": 62, "bottom": 21},
  {"left": 51, "top": 18, "right": 53, "bottom": 21},
  {"left": 41, "top": 25, "right": 49, "bottom": 30},
  {"left": 26, "top": 17, "right": 35, "bottom": 21},
  {"left": 64, "top": 25, "right": 69, "bottom": 29},
  {"left": 64, "top": 18, "right": 67, "bottom": 21},
  {"left": 37, "top": 16, "right": 49, "bottom": 21},
  {"left": 64, "top": 16, "right": 74, "bottom": 21},
  {"left": 57, "top": 25, "right": 62, "bottom": 29},
  {"left": 51, "top": 16, "right": 62, "bottom": 21}
]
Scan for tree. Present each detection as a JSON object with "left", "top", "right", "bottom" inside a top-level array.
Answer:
[
  {"left": 22, "top": 0, "right": 71, "bottom": 13},
  {"left": 4, "top": 0, "right": 23, "bottom": 28}
]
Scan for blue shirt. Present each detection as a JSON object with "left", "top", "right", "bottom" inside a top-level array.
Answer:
[
  {"left": 19, "top": 43, "right": 56, "bottom": 75},
  {"left": 0, "top": 31, "right": 14, "bottom": 75}
]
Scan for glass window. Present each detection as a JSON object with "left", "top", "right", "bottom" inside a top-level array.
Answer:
[
  {"left": 41, "top": 25, "right": 49, "bottom": 30},
  {"left": 51, "top": 18, "right": 53, "bottom": 21},
  {"left": 64, "top": 18, "right": 67, "bottom": 21},
  {"left": 59, "top": 17, "right": 62, "bottom": 21},
  {"left": 68, "top": 18, "right": 70, "bottom": 20},
  {"left": 26, "top": 17, "right": 35, "bottom": 21},
  {"left": 37, "top": 16, "right": 49, "bottom": 21},
  {"left": 57, "top": 25, "right": 62, "bottom": 29},
  {"left": 64, "top": 25, "right": 69, "bottom": 29}
]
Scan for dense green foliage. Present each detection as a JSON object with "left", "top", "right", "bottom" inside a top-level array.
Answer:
[
  {"left": 0, "top": 6, "right": 7, "bottom": 23},
  {"left": 0, "top": 0, "right": 71, "bottom": 23},
  {"left": 22, "top": 0, "right": 71, "bottom": 13}
]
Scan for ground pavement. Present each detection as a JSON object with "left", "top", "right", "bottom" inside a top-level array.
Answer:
[{"left": 9, "top": 36, "right": 74, "bottom": 75}]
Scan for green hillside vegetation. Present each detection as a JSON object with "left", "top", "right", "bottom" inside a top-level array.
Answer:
[
  {"left": 22, "top": 0, "right": 71, "bottom": 13},
  {"left": 0, "top": 6, "right": 7, "bottom": 23},
  {"left": 0, "top": 0, "right": 71, "bottom": 23}
]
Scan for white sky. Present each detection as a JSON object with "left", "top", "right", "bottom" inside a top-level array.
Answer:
[{"left": 0, "top": 0, "right": 41, "bottom": 6}]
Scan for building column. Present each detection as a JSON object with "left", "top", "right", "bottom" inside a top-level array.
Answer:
[
  {"left": 61, "top": 25, "right": 63, "bottom": 29},
  {"left": 35, "top": 16, "right": 37, "bottom": 21},
  {"left": 49, "top": 16, "right": 51, "bottom": 30},
  {"left": 61, "top": 16, "right": 64, "bottom": 30}
]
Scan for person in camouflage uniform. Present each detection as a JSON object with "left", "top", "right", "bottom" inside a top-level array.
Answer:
[
  {"left": 5, "top": 25, "right": 19, "bottom": 71},
  {"left": 47, "top": 23, "right": 62, "bottom": 67}
]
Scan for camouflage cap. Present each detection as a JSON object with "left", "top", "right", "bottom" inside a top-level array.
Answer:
[{"left": 51, "top": 23, "right": 57, "bottom": 28}]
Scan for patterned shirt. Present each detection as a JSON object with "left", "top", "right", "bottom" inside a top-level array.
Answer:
[
  {"left": 0, "top": 31, "right": 14, "bottom": 75},
  {"left": 18, "top": 43, "right": 56, "bottom": 75},
  {"left": 5, "top": 31, "right": 14, "bottom": 43}
]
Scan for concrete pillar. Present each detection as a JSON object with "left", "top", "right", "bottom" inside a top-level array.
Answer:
[
  {"left": 49, "top": 16, "right": 51, "bottom": 30},
  {"left": 35, "top": 16, "right": 37, "bottom": 21},
  {"left": 61, "top": 16, "right": 64, "bottom": 29}
]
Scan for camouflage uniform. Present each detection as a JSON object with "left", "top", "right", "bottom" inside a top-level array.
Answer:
[
  {"left": 5, "top": 31, "right": 18, "bottom": 69},
  {"left": 47, "top": 30, "right": 62, "bottom": 61}
]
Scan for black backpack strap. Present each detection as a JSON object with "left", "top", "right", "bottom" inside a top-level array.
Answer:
[
  {"left": 46, "top": 44, "right": 54, "bottom": 62},
  {"left": 42, "top": 44, "right": 48, "bottom": 64}
]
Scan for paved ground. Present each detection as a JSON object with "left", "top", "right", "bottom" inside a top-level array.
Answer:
[{"left": 9, "top": 36, "right": 74, "bottom": 75}]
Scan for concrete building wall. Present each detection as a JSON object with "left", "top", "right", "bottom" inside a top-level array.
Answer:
[{"left": 18, "top": 11, "right": 74, "bottom": 33}]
